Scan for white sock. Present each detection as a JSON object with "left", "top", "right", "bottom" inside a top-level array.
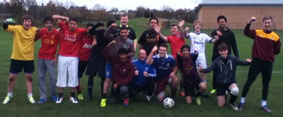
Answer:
[
  {"left": 27, "top": 93, "right": 33, "bottom": 98},
  {"left": 261, "top": 100, "right": 267, "bottom": 107},
  {"left": 240, "top": 97, "right": 245, "bottom": 103},
  {"left": 7, "top": 92, "right": 13, "bottom": 97}
]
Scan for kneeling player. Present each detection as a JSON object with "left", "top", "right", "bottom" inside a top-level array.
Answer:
[
  {"left": 177, "top": 44, "right": 206, "bottom": 105},
  {"left": 146, "top": 44, "right": 178, "bottom": 102},
  {"left": 104, "top": 47, "right": 135, "bottom": 106},
  {"left": 130, "top": 49, "right": 156, "bottom": 101},
  {"left": 199, "top": 43, "right": 251, "bottom": 110}
]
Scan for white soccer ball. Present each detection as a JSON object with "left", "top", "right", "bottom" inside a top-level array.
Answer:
[{"left": 163, "top": 97, "right": 175, "bottom": 108}]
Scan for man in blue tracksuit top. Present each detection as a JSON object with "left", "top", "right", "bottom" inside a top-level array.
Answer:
[{"left": 130, "top": 49, "right": 156, "bottom": 101}]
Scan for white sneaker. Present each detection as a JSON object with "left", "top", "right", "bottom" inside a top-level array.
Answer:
[
  {"left": 146, "top": 95, "right": 151, "bottom": 102},
  {"left": 3, "top": 96, "right": 11, "bottom": 104},
  {"left": 56, "top": 97, "right": 63, "bottom": 104},
  {"left": 70, "top": 97, "right": 78, "bottom": 104},
  {"left": 28, "top": 96, "right": 35, "bottom": 104}
]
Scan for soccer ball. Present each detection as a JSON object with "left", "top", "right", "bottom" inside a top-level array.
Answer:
[{"left": 163, "top": 97, "right": 175, "bottom": 108}]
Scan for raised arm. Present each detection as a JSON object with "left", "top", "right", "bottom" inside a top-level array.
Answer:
[
  {"left": 104, "top": 23, "right": 117, "bottom": 42},
  {"left": 244, "top": 16, "right": 256, "bottom": 39},
  {"left": 146, "top": 46, "right": 158, "bottom": 65},
  {"left": 155, "top": 27, "right": 168, "bottom": 42},
  {"left": 52, "top": 15, "right": 69, "bottom": 23},
  {"left": 178, "top": 20, "right": 186, "bottom": 38}
]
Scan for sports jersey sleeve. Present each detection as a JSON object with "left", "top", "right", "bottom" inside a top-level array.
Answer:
[
  {"left": 130, "top": 27, "right": 137, "bottom": 42},
  {"left": 234, "top": 57, "right": 250, "bottom": 66},
  {"left": 204, "top": 34, "right": 212, "bottom": 43},
  {"left": 170, "top": 57, "right": 177, "bottom": 67},
  {"left": 6, "top": 25, "right": 18, "bottom": 33},
  {"left": 274, "top": 39, "right": 281, "bottom": 55},
  {"left": 58, "top": 21, "right": 66, "bottom": 30},
  {"left": 244, "top": 23, "right": 256, "bottom": 39}
]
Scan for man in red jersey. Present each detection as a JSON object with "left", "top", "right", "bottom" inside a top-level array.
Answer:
[
  {"left": 35, "top": 16, "right": 60, "bottom": 104},
  {"left": 52, "top": 15, "right": 86, "bottom": 104},
  {"left": 76, "top": 23, "right": 96, "bottom": 101}
]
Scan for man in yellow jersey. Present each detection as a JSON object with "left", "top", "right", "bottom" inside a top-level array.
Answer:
[{"left": 2, "top": 15, "right": 38, "bottom": 104}]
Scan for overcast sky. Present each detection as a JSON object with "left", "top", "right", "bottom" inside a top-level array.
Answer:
[{"left": 2, "top": 0, "right": 202, "bottom": 10}]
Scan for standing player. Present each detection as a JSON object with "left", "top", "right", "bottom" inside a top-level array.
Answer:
[
  {"left": 199, "top": 43, "right": 251, "bottom": 110},
  {"left": 2, "top": 15, "right": 38, "bottom": 104},
  {"left": 210, "top": 15, "right": 239, "bottom": 94},
  {"left": 52, "top": 15, "right": 85, "bottom": 104},
  {"left": 177, "top": 44, "right": 206, "bottom": 105},
  {"left": 138, "top": 17, "right": 165, "bottom": 56},
  {"left": 76, "top": 23, "right": 96, "bottom": 101},
  {"left": 85, "top": 22, "right": 107, "bottom": 102},
  {"left": 185, "top": 20, "right": 220, "bottom": 81},
  {"left": 238, "top": 16, "right": 281, "bottom": 112},
  {"left": 114, "top": 13, "right": 137, "bottom": 51},
  {"left": 157, "top": 20, "right": 186, "bottom": 59},
  {"left": 35, "top": 16, "right": 60, "bottom": 104},
  {"left": 146, "top": 44, "right": 178, "bottom": 102}
]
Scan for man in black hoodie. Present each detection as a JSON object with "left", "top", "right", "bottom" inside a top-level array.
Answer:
[
  {"left": 199, "top": 43, "right": 250, "bottom": 110},
  {"left": 210, "top": 15, "right": 239, "bottom": 94}
]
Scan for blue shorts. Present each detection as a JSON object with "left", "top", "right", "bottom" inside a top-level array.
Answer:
[{"left": 105, "top": 63, "right": 112, "bottom": 79}]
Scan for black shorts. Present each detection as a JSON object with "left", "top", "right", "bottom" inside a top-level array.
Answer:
[
  {"left": 9, "top": 59, "right": 34, "bottom": 74},
  {"left": 78, "top": 60, "right": 88, "bottom": 78},
  {"left": 85, "top": 55, "right": 105, "bottom": 78},
  {"left": 184, "top": 78, "right": 202, "bottom": 97},
  {"left": 215, "top": 83, "right": 233, "bottom": 96}
]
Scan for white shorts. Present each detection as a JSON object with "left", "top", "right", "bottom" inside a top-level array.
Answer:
[
  {"left": 56, "top": 55, "right": 79, "bottom": 87},
  {"left": 196, "top": 56, "right": 207, "bottom": 69}
]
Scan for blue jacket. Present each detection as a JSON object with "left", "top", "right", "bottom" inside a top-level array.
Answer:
[{"left": 132, "top": 59, "right": 156, "bottom": 86}]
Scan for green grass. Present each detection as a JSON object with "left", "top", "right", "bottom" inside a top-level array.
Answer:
[{"left": 0, "top": 18, "right": 283, "bottom": 117}]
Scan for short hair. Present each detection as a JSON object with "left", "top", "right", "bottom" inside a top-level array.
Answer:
[
  {"left": 217, "top": 15, "right": 227, "bottom": 23},
  {"left": 106, "top": 19, "right": 115, "bottom": 28},
  {"left": 118, "top": 48, "right": 128, "bottom": 55},
  {"left": 43, "top": 16, "right": 53, "bottom": 23},
  {"left": 193, "top": 20, "right": 201, "bottom": 26},
  {"left": 149, "top": 17, "right": 159, "bottom": 24},
  {"left": 217, "top": 43, "right": 228, "bottom": 52},
  {"left": 170, "top": 23, "right": 178, "bottom": 27},
  {"left": 262, "top": 16, "right": 273, "bottom": 22},
  {"left": 159, "top": 43, "right": 168, "bottom": 49},
  {"left": 181, "top": 44, "right": 190, "bottom": 52},
  {"left": 86, "top": 23, "right": 94, "bottom": 28},
  {"left": 21, "top": 15, "right": 33, "bottom": 24},
  {"left": 69, "top": 17, "right": 78, "bottom": 23},
  {"left": 121, "top": 13, "right": 128, "bottom": 17},
  {"left": 119, "top": 26, "right": 129, "bottom": 31}
]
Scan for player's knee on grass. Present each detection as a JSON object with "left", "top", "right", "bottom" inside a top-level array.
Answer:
[
  {"left": 230, "top": 87, "right": 239, "bottom": 96},
  {"left": 186, "top": 96, "right": 192, "bottom": 104},
  {"left": 9, "top": 74, "right": 18, "bottom": 81},
  {"left": 120, "top": 86, "right": 129, "bottom": 97},
  {"left": 157, "top": 91, "right": 165, "bottom": 102}
]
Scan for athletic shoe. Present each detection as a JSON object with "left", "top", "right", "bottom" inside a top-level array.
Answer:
[
  {"left": 70, "top": 97, "right": 78, "bottom": 104},
  {"left": 38, "top": 98, "right": 47, "bottom": 104},
  {"left": 28, "top": 97, "right": 35, "bottom": 104},
  {"left": 230, "top": 103, "right": 239, "bottom": 111},
  {"left": 2, "top": 96, "right": 11, "bottom": 104},
  {"left": 210, "top": 89, "right": 216, "bottom": 95},
  {"left": 238, "top": 102, "right": 244, "bottom": 111},
  {"left": 261, "top": 105, "right": 271, "bottom": 113},
  {"left": 146, "top": 95, "right": 152, "bottom": 102},
  {"left": 100, "top": 98, "right": 107, "bottom": 107},
  {"left": 51, "top": 95, "right": 58, "bottom": 102},
  {"left": 77, "top": 93, "right": 84, "bottom": 100},
  {"left": 124, "top": 98, "right": 129, "bottom": 106},
  {"left": 56, "top": 97, "right": 63, "bottom": 104},
  {"left": 179, "top": 91, "right": 185, "bottom": 97},
  {"left": 195, "top": 97, "right": 201, "bottom": 106}
]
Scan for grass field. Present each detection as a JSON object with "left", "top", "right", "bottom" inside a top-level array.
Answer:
[{"left": 0, "top": 18, "right": 282, "bottom": 117}]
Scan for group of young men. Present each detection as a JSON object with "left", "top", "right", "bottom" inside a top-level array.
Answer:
[{"left": 2, "top": 13, "right": 281, "bottom": 112}]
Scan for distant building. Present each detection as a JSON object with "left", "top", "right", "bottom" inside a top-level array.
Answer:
[{"left": 196, "top": 0, "right": 283, "bottom": 29}]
